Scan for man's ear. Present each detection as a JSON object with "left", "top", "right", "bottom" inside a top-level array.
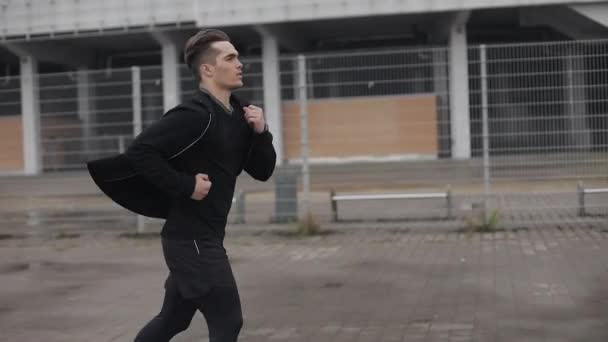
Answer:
[{"left": 200, "top": 64, "right": 213, "bottom": 78}]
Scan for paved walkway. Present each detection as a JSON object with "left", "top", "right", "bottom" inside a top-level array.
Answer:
[{"left": 1, "top": 226, "right": 608, "bottom": 341}]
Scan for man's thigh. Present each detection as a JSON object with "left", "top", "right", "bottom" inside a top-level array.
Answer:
[
  {"left": 159, "top": 274, "right": 198, "bottom": 323},
  {"left": 196, "top": 285, "right": 243, "bottom": 341}
]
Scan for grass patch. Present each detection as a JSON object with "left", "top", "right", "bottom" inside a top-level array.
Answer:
[
  {"left": 55, "top": 232, "right": 80, "bottom": 239},
  {"left": 296, "top": 212, "right": 322, "bottom": 236},
  {"left": 0, "top": 233, "right": 26, "bottom": 240},
  {"left": 271, "top": 229, "right": 335, "bottom": 239},
  {"left": 459, "top": 207, "right": 503, "bottom": 234},
  {"left": 0, "top": 234, "right": 16, "bottom": 240},
  {"left": 270, "top": 212, "right": 335, "bottom": 238},
  {"left": 118, "top": 232, "right": 159, "bottom": 239}
]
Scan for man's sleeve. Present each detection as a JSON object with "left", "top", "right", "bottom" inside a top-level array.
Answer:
[
  {"left": 243, "top": 129, "right": 277, "bottom": 181},
  {"left": 125, "top": 108, "right": 210, "bottom": 200}
]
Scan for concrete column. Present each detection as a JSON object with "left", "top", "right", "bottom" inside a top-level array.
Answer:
[
  {"left": 20, "top": 55, "right": 42, "bottom": 175},
  {"left": 152, "top": 32, "right": 182, "bottom": 113},
  {"left": 161, "top": 42, "right": 181, "bottom": 112},
  {"left": 258, "top": 27, "right": 284, "bottom": 164},
  {"left": 565, "top": 49, "right": 591, "bottom": 150},
  {"left": 427, "top": 23, "right": 452, "bottom": 159},
  {"left": 448, "top": 11, "right": 471, "bottom": 159},
  {"left": 432, "top": 48, "right": 450, "bottom": 158},
  {"left": 4, "top": 40, "right": 97, "bottom": 174},
  {"left": 77, "top": 68, "right": 95, "bottom": 156}
]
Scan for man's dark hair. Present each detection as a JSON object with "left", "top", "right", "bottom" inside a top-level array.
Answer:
[{"left": 184, "top": 29, "right": 231, "bottom": 81}]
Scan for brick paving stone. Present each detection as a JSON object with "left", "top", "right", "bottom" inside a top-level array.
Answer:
[{"left": 0, "top": 226, "right": 607, "bottom": 341}]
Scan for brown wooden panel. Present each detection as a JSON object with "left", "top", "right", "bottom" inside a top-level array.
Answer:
[
  {"left": 0, "top": 116, "right": 24, "bottom": 171},
  {"left": 282, "top": 95, "right": 438, "bottom": 160}
]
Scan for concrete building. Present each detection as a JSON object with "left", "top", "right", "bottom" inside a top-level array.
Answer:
[{"left": 1, "top": 0, "right": 608, "bottom": 174}]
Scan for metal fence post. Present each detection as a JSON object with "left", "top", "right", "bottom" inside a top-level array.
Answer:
[
  {"left": 297, "top": 55, "right": 311, "bottom": 220},
  {"left": 118, "top": 135, "right": 125, "bottom": 154},
  {"left": 234, "top": 190, "right": 246, "bottom": 224},
  {"left": 132, "top": 66, "right": 143, "bottom": 137},
  {"left": 577, "top": 181, "right": 585, "bottom": 216},
  {"left": 330, "top": 189, "right": 338, "bottom": 222},
  {"left": 136, "top": 215, "right": 146, "bottom": 234},
  {"left": 480, "top": 44, "right": 491, "bottom": 223},
  {"left": 446, "top": 184, "right": 453, "bottom": 219},
  {"left": 132, "top": 66, "right": 145, "bottom": 232}
]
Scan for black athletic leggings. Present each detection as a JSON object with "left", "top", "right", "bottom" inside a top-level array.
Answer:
[{"left": 134, "top": 276, "right": 243, "bottom": 342}]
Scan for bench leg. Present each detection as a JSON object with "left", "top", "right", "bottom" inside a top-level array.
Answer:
[
  {"left": 330, "top": 189, "right": 338, "bottom": 222},
  {"left": 446, "top": 186, "right": 453, "bottom": 220}
]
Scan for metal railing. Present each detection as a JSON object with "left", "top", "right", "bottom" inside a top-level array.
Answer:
[
  {"left": 1, "top": 40, "right": 607, "bottom": 232},
  {"left": 466, "top": 40, "right": 608, "bottom": 226}
]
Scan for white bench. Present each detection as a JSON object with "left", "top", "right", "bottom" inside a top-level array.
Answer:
[
  {"left": 330, "top": 187, "right": 453, "bottom": 222},
  {"left": 577, "top": 181, "right": 608, "bottom": 216}
]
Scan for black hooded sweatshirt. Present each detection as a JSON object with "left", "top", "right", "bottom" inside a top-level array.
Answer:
[{"left": 124, "top": 90, "right": 276, "bottom": 243}]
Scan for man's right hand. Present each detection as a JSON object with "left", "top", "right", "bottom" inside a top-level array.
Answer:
[{"left": 191, "top": 173, "right": 212, "bottom": 200}]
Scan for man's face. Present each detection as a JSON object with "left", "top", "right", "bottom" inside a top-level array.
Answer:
[{"left": 202, "top": 41, "right": 244, "bottom": 90}]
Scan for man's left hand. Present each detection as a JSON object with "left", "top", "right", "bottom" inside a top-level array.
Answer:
[{"left": 243, "top": 105, "right": 267, "bottom": 134}]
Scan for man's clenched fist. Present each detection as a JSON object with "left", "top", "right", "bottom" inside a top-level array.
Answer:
[
  {"left": 243, "top": 105, "right": 267, "bottom": 134},
  {"left": 191, "top": 173, "right": 212, "bottom": 200}
]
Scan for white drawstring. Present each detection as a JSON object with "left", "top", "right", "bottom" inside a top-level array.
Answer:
[{"left": 193, "top": 240, "right": 200, "bottom": 255}]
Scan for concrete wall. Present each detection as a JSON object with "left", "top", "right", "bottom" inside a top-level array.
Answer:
[
  {"left": 0, "top": 0, "right": 195, "bottom": 39},
  {"left": 0, "top": 116, "right": 23, "bottom": 171},
  {"left": 282, "top": 94, "right": 438, "bottom": 161},
  {"left": 2, "top": 0, "right": 606, "bottom": 40},
  {"left": 3, "top": 93, "right": 440, "bottom": 170},
  {"left": 571, "top": 3, "right": 608, "bottom": 27},
  {"left": 195, "top": 0, "right": 606, "bottom": 26}
]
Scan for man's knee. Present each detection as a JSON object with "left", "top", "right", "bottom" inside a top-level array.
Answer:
[
  {"left": 231, "top": 312, "right": 243, "bottom": 334},
  {"left": 134, "top": 314, "right": 192, "bottom": 342},
  {"left": 209, "top": 311, "right": 242, "bottom": 342},
  {"left": 171, "top": 316, "right": 192, "bottom": 334},
  {"left": 223, "top": 310, "right": 243, "bottom": 336}
]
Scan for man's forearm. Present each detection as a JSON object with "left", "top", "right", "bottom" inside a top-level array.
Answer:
[
  {"left": 125, "top": 143, "right": 196, "bottom": 200},
  {"left": 244, "top": 131, "right": 277, "bottom": 181}
]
